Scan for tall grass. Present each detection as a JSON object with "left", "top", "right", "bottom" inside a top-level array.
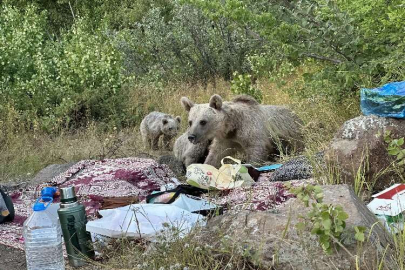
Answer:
[{"left": 0, "top": 76, "right": 359, "bottom": 184}]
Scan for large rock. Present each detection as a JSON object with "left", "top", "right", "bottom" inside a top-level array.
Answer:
[
  {"left": 325, "top": 115, "right": 405, "bottom": 190},
  {"left": 30, "top": 163, "right": 75, "bottom": 186},
  {"left": 203, "top": 185, "right": 394, "bottom": 270},
  {"left": 1, "top": 163, "right": 75, "bottom": 192}
]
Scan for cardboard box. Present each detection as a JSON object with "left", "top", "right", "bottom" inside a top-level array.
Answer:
[{"left": 367, "top": 184, "right": 405, "bottom": 233}]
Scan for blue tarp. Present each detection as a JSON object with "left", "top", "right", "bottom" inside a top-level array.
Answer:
[{"left": 361, "top": 81, "right": 405, "bottom": 118}]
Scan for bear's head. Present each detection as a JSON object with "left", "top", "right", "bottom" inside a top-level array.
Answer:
[
  {"left": 161, "top": 115, "right": 181, "bottom": 137},
  {"left": 181, "top": 94, "right": 224, "bottom": 144}
]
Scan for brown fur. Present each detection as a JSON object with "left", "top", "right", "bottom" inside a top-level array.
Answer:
[
  {"left": 173, "top": 132, "right": 211, "bottom": 167},
  {"left": 140, "top": 112, "right": 181, "bottom": 150},
  {"left": 181, "top": 94, "right": 304, "bottom": 167}
]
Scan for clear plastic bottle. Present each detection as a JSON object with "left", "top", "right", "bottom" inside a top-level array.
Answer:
[{"left": 23, "top": 197, "right": 65, "bottom": 270}]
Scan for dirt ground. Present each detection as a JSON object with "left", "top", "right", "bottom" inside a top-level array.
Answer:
[
  {"left": 0, "top": 244, "right": 26, "bottom": 270},
  {"left": 0, "top": 244, "right": 102, "bottom": 270}
]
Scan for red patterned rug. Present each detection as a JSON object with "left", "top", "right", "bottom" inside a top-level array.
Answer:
[
  {"left": 204, "top": 173, "right": 311, "bottom": 212},
  {"left": 0, "top": 157, "right": 177, "bottom": 250},
  {"left": 0, "top": 159, "right": 308, "bottom": 251}
]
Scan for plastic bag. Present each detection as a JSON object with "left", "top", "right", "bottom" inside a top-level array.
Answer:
[
  {"left": 186, "top": 156, "right": 255, "bottom": 190},
  {"left": 86, "top": 204, "right": 205, "bottom": 240},
  {"left": 361, "top": 81, "right": 405, "bottom": 118}
]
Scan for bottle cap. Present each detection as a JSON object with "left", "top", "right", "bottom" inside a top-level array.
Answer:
[
  {"left": 60, "top": 186, "right": 77, "bottom": 203},
  {"left": 33, "top": 197, "right": 52, "bottom": 211},
  {"left": 41, "top": 187, "right": 57, "bottom": 198}
]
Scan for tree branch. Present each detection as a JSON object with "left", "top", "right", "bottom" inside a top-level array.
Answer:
[{"left": 302, "top": 53, "right": 343, "bottom": 64}]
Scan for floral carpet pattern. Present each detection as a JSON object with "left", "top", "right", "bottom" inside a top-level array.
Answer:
[
  {"left": 0, "top": 159, "right": 306, "bottom": 251},
  {"left": 0, "top": 157, "right": 176, "bottom": 250}
]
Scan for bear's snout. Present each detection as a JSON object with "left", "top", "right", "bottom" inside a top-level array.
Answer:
[{"left": 188, "top": 134, "right": 196, "bottom": 143}]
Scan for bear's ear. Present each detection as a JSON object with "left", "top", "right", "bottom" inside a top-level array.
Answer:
[
  {"left": 181, "top": 97, "right": 194, "bottom": 112},
  {"left": 162, "top": 119, "right": 168, "bottom": 125},
  {"left": 209, "top": 94, "right": 223, "bottom": 110},
  {"left": 176, "top": 116, "right": 181, "bottom": 123}
]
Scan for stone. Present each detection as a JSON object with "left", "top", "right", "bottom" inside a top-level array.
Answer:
[
  {"left": 202, "top": 185, "right": 394, "bottom": 270},
  {"left": 30, "top": 163, "right": 75, "bottom": 186},
  {"left": 1, "top": 163, "right": 75, "bottom": 192},
  {"left": 325, "top": 115, "right": 405, "bottom": 190},
  {"left": 270, "top": 151, "right": 325, "bottom": 182}
]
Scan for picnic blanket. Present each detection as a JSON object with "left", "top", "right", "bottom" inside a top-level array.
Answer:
[
  {"left": 205, "top": 172, "right": 312, "bottom": 212},
  {"left": 0, "top": 157, "right": 177, "bottom": 250},
  {"left": 0, "top": 158, "right": 306, "bottom": 251}
]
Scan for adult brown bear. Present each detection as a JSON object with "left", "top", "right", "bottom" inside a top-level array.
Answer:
[{"left": 181, "top": 94, "right": 304, "bottom": 168}]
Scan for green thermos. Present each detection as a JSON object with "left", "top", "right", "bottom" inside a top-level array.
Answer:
[{"left": 57, "top": 186, "right": 95, "bottom": 267}]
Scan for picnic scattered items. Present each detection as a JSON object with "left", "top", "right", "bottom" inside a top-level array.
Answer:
[
  {"left": 101, "top": 196, "right": 139, "bottom": 210},
  {"left": 243, "top": 163, "right": 283, "bottom": 172},
  {"left": 147, "top": 185, "right": 219, "bottom": 216},
  {"left": 186, "top": 156, "right": 255, "bottom": 190},
  {"left": 58, "top": 186, "right": 95, "bottom": 267},
  {"left": 86, "top": 204, "right": 205, "bottom": 240},
  {"left": 361, "top": 81, "right": 405, "bottom": 118},
  {"left": 367, "top": 184, "right": 405, "bottom": 233},
  {"left": 243, "top": 163, "right": 283, "bottom": 181},
  {"left": 1, "top": 156, "right": 300, "bottom": 262}
]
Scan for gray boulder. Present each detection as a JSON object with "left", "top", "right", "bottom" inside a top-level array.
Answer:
[
  {"left": 202, "top": 185, "right": 394, "bottom": 270},
  {"left": 1, "top": 163, "right": 75, "bottom": 192},
  {"left": 30, "top": 163, "right": 75, "bottom": 186},
  {"left": 325, "top": 115, "right": 405, "bottom": 190}
]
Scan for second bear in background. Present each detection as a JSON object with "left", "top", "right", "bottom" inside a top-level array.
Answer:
[{"left": 140, "top": 112, "right": 181, "bottom": 150}]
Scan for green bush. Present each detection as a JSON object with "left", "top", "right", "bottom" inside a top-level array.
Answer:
[
  {"left": 0, "top": 5, "right": 126, "bottom": 132},
  {"left": 117, "top": 3, "right": 263, "bottom": 84},
  {"left": 230, "top": 72, "right": 262, "bottom": 103},
  {"left": 186, "top": 0, "right": 405, "bottom": 102}
]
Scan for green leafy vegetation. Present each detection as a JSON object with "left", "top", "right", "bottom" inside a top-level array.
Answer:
[
  {"left": 385, "top": 131, "right": 405, "bottom": 166},
  {"left": 1, "top": 0, "right": 404, "bottom": 131},
  {"left": 0, "top": 0, "right": 404, "bottom": 267},
  {"left": 230, "top": 72, "right": 262, "bottom": 103},
  {"left": 288, "top": 184, "right": 366, "bottom": 254}
]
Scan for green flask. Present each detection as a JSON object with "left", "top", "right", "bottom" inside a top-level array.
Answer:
[{"left": 57, "top": 186, "right": 95, "bottom": 267}]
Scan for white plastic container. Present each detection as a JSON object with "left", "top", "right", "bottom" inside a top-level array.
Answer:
[{"left": 23, "top": 199, "right": 65, "bottom": 270}]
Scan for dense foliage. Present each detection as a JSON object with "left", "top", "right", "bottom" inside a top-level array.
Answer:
[{"left": 0, "top": 0, "right": 404, "bottom": 131}]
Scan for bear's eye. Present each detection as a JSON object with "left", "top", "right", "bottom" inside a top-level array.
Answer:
[
  {"left": 188, "top": 121, "right": 192, "bottom": 127},
  {"left": 169, "top": 127, "right": 173, "bottom": 131},
  {"left": 200, "top": 120, "right": 207, "bottom": 126}
]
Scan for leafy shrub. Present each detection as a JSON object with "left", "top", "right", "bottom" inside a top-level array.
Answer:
[
  {"left": 116, "top": 3, "right": 263, "bottom": 84},
  {"left": 288, "top": 184, "right": 366, "bottom": 254},
  {"left": 230, "top": 72, "right": 262, "bottom": 103},
  {"left": 0, "top": 5, "right": 126, "bottom": 131},
  {"left": 186, "top": 0, "right": 405, "bottom": 102}
]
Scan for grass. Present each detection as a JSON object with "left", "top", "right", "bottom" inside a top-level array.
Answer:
[
  {"left": 98, "top": 228, "right": 265, "bottom": 270},
  {"left": 0, "top": 75, "right": 359, "bottom": 184},
  {"left": 7, "top": 73, "right": 398, "bottom": 270}
]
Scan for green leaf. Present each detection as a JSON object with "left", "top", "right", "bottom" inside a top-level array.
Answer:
[
  {"left": 313, "top": 186, "right": 322, "bottom": 193},
  {"left": 388, "top": 148, "right": 400, "bottom": 156},
  {"left": 321, "top": 212, "right": 330, "bottom": 220},
  {"left": 355, "top": 232, "right": 365, "bottom": 242},
  {"left": 296, "top": 222, "right": 306, "bottom": 231},
  {"left": 322, "top": 219, "right": 332, "bottom": 230},
  {"left": 337, "top": 211, "right": 349, "bottom": 220}
]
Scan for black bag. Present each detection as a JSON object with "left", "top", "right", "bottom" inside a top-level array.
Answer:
[
  {"left": 0, "top": 188, "right": 15, "bottom": 224},
  {"left": 146, "top": 185, "right": 222, "bottom": 217}
]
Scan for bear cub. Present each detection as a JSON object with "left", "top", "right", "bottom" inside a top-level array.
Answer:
[{"left": 140, "top": 112, "right": 181, "bottom": 150}]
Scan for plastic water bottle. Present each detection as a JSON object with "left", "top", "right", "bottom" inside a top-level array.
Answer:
[{"left": 23, "top": 193, "right": 65, "bottom": 270}]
